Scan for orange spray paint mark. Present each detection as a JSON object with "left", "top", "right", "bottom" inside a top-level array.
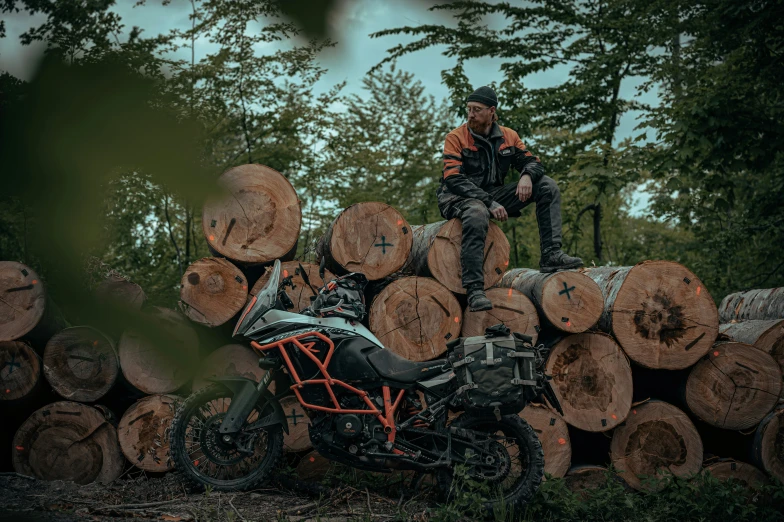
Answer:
[
  {"left": 696, "top": 286, "right": 702, "bottom": 296},
  {"left": 309, "top": 456, "right": 316, "bottom": 462},
  {"left": 283, "top": 270, "right": 289, "bottom": 278},
  {"left": 397, "top": 220, "right": 403, "bottom": 225},
  {"left": 507, "top": 289, "right": 513, "bottom": 297},
  {"left": 209, "top": 235, "right": 215, "bottom": 241},
  {"left": 193, "top": 460, "right": 199, "bottom": 466},
  {"left": 566, "top": 321, "right": 572, "bottom": 327},
  {"left": 611, "top": 414, "right": 617, "bottom": 420},
  {"left": 714, "top": 351, "right": 720, "bottom": 357},
  {"left": 32, "top": 280, "right": 38, "bottom": 284},
  {"left": 504, "top": 260, "right": 509, "bottom": 266},
  {"left": 15, "top": 446, "right": 24, "bottom": 451},
  {"left": 5, "top": 389, "right": 10, "bottom": 394},
  {"left": 557, "top": 438, "right": 566, "bottom": 445},
  {"left": 454, "top": 317, "right": 460, "bottom": 323},
  {"left": 632, "top": 409, "right": 637, "bottom": 414},
  {"left": 243, "top": 285, "right": 248, "bottom": 290}
]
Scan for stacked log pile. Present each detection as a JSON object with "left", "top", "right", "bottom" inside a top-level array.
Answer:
[{"left": 3, "top": 162, "right": 784, "bottom": 495}]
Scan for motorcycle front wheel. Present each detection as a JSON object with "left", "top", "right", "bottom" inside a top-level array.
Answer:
[
  {"left": 170, "top": 384, "right": 284, "bottom": 491},
  {"left": 436, "top": 412, "right": 544, "bottom": 515}
]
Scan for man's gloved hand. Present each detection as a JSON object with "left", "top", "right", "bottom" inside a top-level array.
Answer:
[
  {"left": 516, "top": 173, "right": 533, "bottom": 202},
  {"left": 489, "top": 201, "right": 508, "bottom": 222}
]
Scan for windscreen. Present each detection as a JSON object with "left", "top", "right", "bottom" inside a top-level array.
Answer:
[{"left": 232, "top": 260, "right": 281, "bottom": 338}]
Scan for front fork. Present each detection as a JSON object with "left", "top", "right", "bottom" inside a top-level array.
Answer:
[{"left": 213, "top": 358, "right": 289, "bottom": 437}]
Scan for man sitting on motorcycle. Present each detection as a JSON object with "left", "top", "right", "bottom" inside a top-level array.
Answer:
[{"left": 437, "top": 86, "right": 583, "bottom": 312}]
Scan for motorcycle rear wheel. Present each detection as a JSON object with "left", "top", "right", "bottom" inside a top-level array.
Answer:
[
  {"left": 170, "top": 384, "right": 284, "bottom": 491},
  {"left": 436, "top": 412, "right": 544, "bottom": 515}
]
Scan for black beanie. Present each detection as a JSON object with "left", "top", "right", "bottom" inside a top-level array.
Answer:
[{"left": 466, "top": 86, "right": 498, "bottom": 108}]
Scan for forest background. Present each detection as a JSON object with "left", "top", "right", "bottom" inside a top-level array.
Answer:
[{"left": 0, "top": 0, "right": 782, "bottom": 312}]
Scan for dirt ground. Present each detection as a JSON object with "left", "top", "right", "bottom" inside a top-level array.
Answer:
[{"left": 0, "top": 471, "right": 435, "bottom": 522}]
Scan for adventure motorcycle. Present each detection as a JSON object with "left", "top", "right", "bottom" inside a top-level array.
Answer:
[{"left": 170, "top": 259, "right": 562, "bottom": 513}]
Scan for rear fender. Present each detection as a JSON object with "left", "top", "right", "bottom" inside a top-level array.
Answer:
[{"left": 207, "top": 376, "right": 289, "bottom": 435}]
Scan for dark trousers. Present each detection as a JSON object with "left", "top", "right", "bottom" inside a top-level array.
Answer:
[{"left": 443, "top": 176, "right": 563, "bottom": 288}]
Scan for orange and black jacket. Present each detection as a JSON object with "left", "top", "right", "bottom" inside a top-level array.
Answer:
[{"left": 440, "top": 122, "right": 544, "bottom": 208}]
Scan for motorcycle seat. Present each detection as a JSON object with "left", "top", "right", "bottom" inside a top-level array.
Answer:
[{"left": 367, "top": 348, "right": 448, "bottom": 383}]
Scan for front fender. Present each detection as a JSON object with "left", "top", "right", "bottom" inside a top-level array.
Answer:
[{"left": 207, "top": 376, "right": 289, "bottom": 435}]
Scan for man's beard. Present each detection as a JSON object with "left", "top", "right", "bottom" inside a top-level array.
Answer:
[{"left": 467, "top": 119, "right": 486, "bottom": 132}]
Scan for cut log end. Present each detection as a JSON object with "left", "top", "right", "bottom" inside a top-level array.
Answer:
[
  {"left": 118, "top": 394, "right": 182, "bottom": 472},
  {"left": 703, "top": 461, "right": 769, "bottom": 489},
  {"left": 0, "top": 261, "right": 47, "bottom": 342},
  {"left": 519, "top": 403, "right": 571, "bottom": 478},
  {"left": 685, "top": 342, "right": 781, "bottom": 430},
  {"left": 564, "top": 466, "right": 611, "bottom": 497},
  {"left": 461, "top": 288, "right": 539, "bottom": 342},
  {"left": 720, "top": 320, "right": 784, "bottom": 370},
  {"left": 280, "top": 396, "right": 312, "bottom": 453},
  {"left": 180, "top": 257, "right": 249, "bottom": 327},
  {"left": 13, "top": 401, "right": 124, "bottom": 484},
  {"left": 94, "top": 275, "right": 147, "bottom": 311},
  {"left": 118, "top": 307, "right": 199, "bottom": 394},
  {"left": 545, "top": 333, "right": 632, "bottom": 432},
  {"left": 0, "top": 341, "right": 42, "bottom": 401},
  {"left": 193, "top": 343, "right": 273, "bottom": 393},
  {"left": 202, "top": 164, "right": 301, "bottom": 264},
  {"left": 296, "top": 450, "right": 332, "bottom": 481},
  {"left": 369, "top": 277, "right": 461, "bottom": 362},
  {"left": 43, "top": 327, "right": 119, "bottom": 402},
  {"left": 588, "top": 261, "right": 719, "bottom": 369},
  {"left": 610, "top": 400, "right": 703, "bottom": 491},
  {"left": 326, "top": 202, "right": 413, "bottom": 280},
  {"left": 251, "top": 261, "right": 334, "bottom": 314}
]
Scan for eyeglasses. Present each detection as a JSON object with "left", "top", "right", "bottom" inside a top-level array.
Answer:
[{"left": 466, "top": 106, "right": 491, "bottom": 115}]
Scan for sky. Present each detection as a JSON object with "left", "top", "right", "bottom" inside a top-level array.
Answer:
[{"left": 0, "top": 0, "right": 654, "bottom": 212}]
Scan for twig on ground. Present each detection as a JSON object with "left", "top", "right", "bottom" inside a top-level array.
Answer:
[
  {"left": 286, "top": 501, "right": 318, "bottom": 514},
  {"left": 96, "top": 498, "right": 181, "bottom": 510},
  {"left": 229, "top": 495, "right": 246, "bottom": 521},
  {"left": 0, "top": 472, "right": 36, "bottom": 480},
  {"left": 365, "top": 487, "right": 373, "bottom": 516}
]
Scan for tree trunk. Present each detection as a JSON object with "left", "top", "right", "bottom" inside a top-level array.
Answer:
[
  {"left": 719, "top": 287, "right": 784, "bottom": 322},
  {"left": 193, "top": 343, "right": 274, "bottom": 393},
  {"left": 369, "top": 277, "right": 461, "bottom": 361},
  {"left": 498, "top": 268, "right": 603, "bottom": 334},
  {"left": 117, "top": 394, "right": 182, "bottom": 472},
  {"left": 545, "top": 333, "right": 632, "bottom": 432},
  {"left": 251, "top": 261, "right": 334, "bottom": 314},
  {"left": 0, "top": 261, "right": 68, "bottom": 345},
  {"left": 720, "top": 320, "right": 784, "bottom": 367},
  {"left": 202, "top": 164, "right": 301, "bottom": 265},
  {"left": 584, "top": 261, "right": 719, "bottom": 369},
  {"left": 0, "top": 341, "right": 44, "bottom": 402},
  {"left": 752, "top": 407, "right": 784, "bottom": 483},
  {"left": 94, "top": 275, "right": 147, "bottom": 311},
  {"left": 703, "top": 460, "right": 768, "bottom": 488},
  {"left": 118, "top": 307, "right": 200, "bottom": 394},
  {"left": 402, "top": 219, "right": 510, "bottom": 294},
  {"left": 519, "top": 403, "right": 571, "bottom": 478},
  {"left": 13, "top": 401, "right": 125, "bottom": 484},
  {"left": 316, "top": 202, "right": 413, "bottom": 281},
  {"left": 43, "top": 326, "right": 119, "bottom": 402},
  {"left": 280, "top": 396, "right": 312, "bottom": 453},
  {"left": 461, "top": 288, "right": 539, "bottom": 342},
  {"left": 685, "top": 341, "right": 781, "bottom": 430},
  {"left": 180, "top": 257, "right": 249, "bottom": 327},
  {"left": 610, "top": 400, "right": 702, "bottom": 492}
]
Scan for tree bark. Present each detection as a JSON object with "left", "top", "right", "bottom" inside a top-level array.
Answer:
[
  {"left": 610, "top": 400, "right": 702, "bottom": 492},
  {"left": 117, "top": 394, "right": 182, "bottom": 472},
  {"left": 685, "top": 341, "right": 781, "bottom": 430},
  {"left": 752, "top": 407, "right": 784, "bottom": 483},
  {"left": 545, "top": 333, "right": 632, "bottom": 432},
  {"left": 719, "top": 287, "right": 784, "bottom": 322},
  {"left": 202, "top": 164, "right": 301, "bottom": 265},
  {"left": 316, "top": 202, "right": 413, "bottom": 281},
  {"left": 43, "top": 326, "right": 119, "bottom": 402},
  {"left": 0, "top": 261, "right": 67, "bottom": 345},
  {"left": 401, "top": 219, "right": 510, "bottom": 294},
  {"left": 519, "top": 403, "right": 571, "bottom": 478},
  {"left": 13, "top": 401, "right": 125, "bottom": 484},
  {"left": 118, "top": 307, "right": 199, "bottom": 394},
  {"left": 584, "top": 261, "right": 719, "bottom": 369},
  {"left": 369, "top": 277, "right": 461, "bottom": 361},
  {"left": 498, "top": 268, "right": 603, "bottom": 334},
  {"left": 461, "top": 287, "right": 539, "bottom": 342},
  {"left": 179, "top": 257, "right": 249, "bottom": 327}
]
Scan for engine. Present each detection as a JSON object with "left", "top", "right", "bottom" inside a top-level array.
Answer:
[{"left": 308, "top": 392, "right": 388, "bottom": 458}]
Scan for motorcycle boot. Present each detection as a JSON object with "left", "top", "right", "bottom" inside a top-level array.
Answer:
[
  {"left": 539, "top": 248, "right": 584, "bottom": 273},
  {"left": 467, "top": 283, "right": 493, "bottom": 312}
]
